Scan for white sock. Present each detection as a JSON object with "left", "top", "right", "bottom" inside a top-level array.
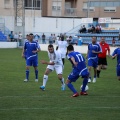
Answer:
[
  {"left": 43, "top": 75, "right": 48, "bottom": 87},
  {"left": 61, "top": 78, "right": 64, "bottom": 85}
]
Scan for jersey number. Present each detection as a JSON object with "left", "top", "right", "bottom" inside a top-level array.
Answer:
[{"left": 76, "top": 54, "right": 83, "bottom": 62}]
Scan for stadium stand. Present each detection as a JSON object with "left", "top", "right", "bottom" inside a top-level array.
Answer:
[
  {"left": 76, "top": 30, "right": 120, "bottom": 45},
  {"left": 0, "top": 31, "right": 7, "bottom": 42}
]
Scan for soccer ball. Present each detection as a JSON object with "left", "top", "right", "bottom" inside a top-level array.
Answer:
[{"left": 80, "top": 85, "right": 89, "bottom": 91}]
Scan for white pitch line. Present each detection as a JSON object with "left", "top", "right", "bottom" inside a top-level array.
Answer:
[
  {"left": 0, "top": 95, "right": 120, "bottom": 98},
  {"left": 0, "top": 107, "right": 120, "bottom": 111}
]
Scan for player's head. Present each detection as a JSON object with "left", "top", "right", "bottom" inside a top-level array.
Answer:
[
  {"left": 26, "top": 34, "right": 29, "bottom": 40},
  {"left": 101, "top": 37, "right": 105, "bottom": 43},
  {"left": 61, "top": 35, "right": 64, "bottom": 41},
  {"left": 29, "top": 33, "right": 34, "bottom": 41},
  {"left": 92, "top": 36, "right": 97, "bottom": 44},
  {"left": 67, "top": 45, "right": 74, "bottom": 53},
  {"left": 48, "top": 44, "right": 54, "bottom": 53}
]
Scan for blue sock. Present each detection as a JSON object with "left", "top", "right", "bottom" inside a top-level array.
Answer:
[
  {"left": 82, "top": 78, "right": 88, "bottom": 92},
  {"left": 67, "top": 83, "right": 77, "bottom": 94},
  {"left": 35, "top": 70, "right": 38, "bottom": 79},
  {"left": 89, "top": 77, "right": 91, "bottom": 79},
  {"left": 94, "top": 75, "right": 96, "bottom": 78},
  {"left": 26, "top": 70, "right": 29, "bottom": 80}
]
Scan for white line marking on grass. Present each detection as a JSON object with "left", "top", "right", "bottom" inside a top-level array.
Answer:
[
  {"left": 0, "top": 107, "right": 120, "bottom": 111},
  {"left": 0, "top": 95, "right": 120, "bottom": 98}
]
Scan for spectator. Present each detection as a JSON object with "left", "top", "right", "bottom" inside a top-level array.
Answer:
[
  {"left": 14, "top": 32, "right": 18, "bottom": 42},
  {"left": 42, "top": 33, "right": 46, "bottom": 44},
  {"left": 9, "top": 31, "right": 14, "bottom": 42},
  {"left": 88, "top": 25, "right": 93, "bottom": 33},
  {"left": 53, "top": 34, "right": 56, "bottom": 43},
  {"left": 78, "top": 36, "right": 83, "bottom": 44},
  {"left": 95, "top": 25, "right": 101, "bottom": 33},
  {"left": 79, "top": 25, "right": 86, "bottom": 33},
  {"left": 67, "top": 36, "right": 72, "bottom": 44},
  {"left": 49, "top": 34, "right": 53, "bottom": 44},
  {"left": 18, "top": 32, "right": 22, "bottom": 46},
  {"left": 112, "top": 37, "right": 116, "bottom": 47},
  {"left": 34, "top": 34, "right": 40, "bottom": 43}
]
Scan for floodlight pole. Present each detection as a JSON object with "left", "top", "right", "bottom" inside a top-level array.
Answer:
[{"left": 14, "top": 0, "right": 25, "bottom": 46}]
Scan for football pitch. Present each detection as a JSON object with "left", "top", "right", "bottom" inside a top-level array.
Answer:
[{"left": 0, "top": 48, "right": 120, "bottom": 120}]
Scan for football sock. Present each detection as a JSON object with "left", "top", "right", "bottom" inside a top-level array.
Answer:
[
  {"left": 89, "top": 77, "right": 91, "bottom": 79},
  {"left": 67, "top": 83, "right": 77, "bottom": 94},
  {"left": 82, "top": 78, "right": 88, "bottom": 92},
  {"left": 43, "top": 75, "right": 48, "bottom": 87},
  {"left": 26, "top": 70, "right": 29, "bottom": 80},
  {"left": 60, "top": 78, "right": 64, "bottom": 84},
  {"left": 35, "top": 70, "right": 38, "bottom": 79},
  {"left": 97, "top": 70, "right": 101, "bottom": 77}
]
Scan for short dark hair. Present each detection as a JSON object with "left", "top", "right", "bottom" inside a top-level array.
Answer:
[
  {"left": 48, "top": 44, "right": 53, "bottom": 48},
  {"left": 67, "top": 45, "right": 74, "bottom": 51},
  {"left": 29, "top": 33, "right": 33, "bottom": 36}
]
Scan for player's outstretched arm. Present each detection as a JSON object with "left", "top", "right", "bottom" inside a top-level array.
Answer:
[{"left": 40, "top": 60, "right": 55, "bottom": 65}]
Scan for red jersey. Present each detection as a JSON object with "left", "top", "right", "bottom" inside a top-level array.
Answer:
[{"left": 98, "top": 42, "right": 110, "bottom": 58}]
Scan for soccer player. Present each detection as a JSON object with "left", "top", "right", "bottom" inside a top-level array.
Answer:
[
  {"left": 22, "top": 33, "right": 40, "bottom": 82},
  {"left": 112, "top": 46, "right": 120, "bottom": 81},
  {"left": 56, "top": 35, "right": 68, "bottom": 65},
  {"left": 66, "top": 45, "right": 89, "bottom": 97},
  {"left": 40, "top": 44, "right": 65, "bottom": 91},
  {"left": 97, "top": 37, "right": 110, "bottom": 78},
  {"left": 86, "top": 36, "right": 102, "bottom": 83}
]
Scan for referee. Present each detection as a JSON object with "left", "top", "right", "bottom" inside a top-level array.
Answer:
[{"left": 97, "top": 37, "right": 110, "bottom": 78}]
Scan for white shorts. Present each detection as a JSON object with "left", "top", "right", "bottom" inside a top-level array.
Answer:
[
  {"left": 61, "top": 53, "right": 66, "bottom": 59},
  {"left": 47, "top": 65, "right": 63, "bottom": 75}
]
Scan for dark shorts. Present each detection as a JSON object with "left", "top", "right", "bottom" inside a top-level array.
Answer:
[
  {"left": 98, "top": 57, "right": 107, "bottom": 65},
  {"left": 68, "top": 68, "right": 89, "bottom": 82},
  {"left": 88, "top": 58, "right": 98, "bottom": 68},
  {"left": 116, "top": 65, "right": 120, "bottom": 76},
  {"left": 26, "top": 57, "right": 38, "bottom": 67}
]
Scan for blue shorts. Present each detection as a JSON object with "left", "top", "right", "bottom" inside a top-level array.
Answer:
[
  {"left": 68, "top": 68, "right": 89, "bottom": 82},
  {"left": 88, "top": 59, "right": 98, "bottom": 68},
  {"left": 116, "top": 65, "right": 120, "bottom": 76},
  {"left": 26, "top": 57, "right": 38, "bottom": 67}
]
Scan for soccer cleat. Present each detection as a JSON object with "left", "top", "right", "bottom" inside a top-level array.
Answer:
[
  {"left": 93, "top": 78, "right": 96, "bottom": 83},
  {"left": 80, "top": 91, "right": 88, "bottom": 95},
  {"left": 71, "top": 93, "right": 79, "bottom": 97},
  {"left": 88, "top": 78, "right": 91, "bottom": 83},
  {"left": 24, "top": 79, "right": 29, "bottom": 82},
  {"left": 61, "top": 83, "right": 66, "bottom": 91},
  {"left": 40, "top": 86, "right": 45, "bottom": 91},
  {"left": 35, "top": 79, "right": 38, "bottom": 82}
]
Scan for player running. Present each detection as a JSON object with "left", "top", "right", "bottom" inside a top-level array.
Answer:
[
  {"left": 112, "top": 46, "right": 120, "bottom": 81},
  {"left": 66, "top": 45, "right": 89, "bottom": 97},
  {"left": 56, "top": 35, "right": 68, "bottom": 65},
  {"left": 97, "top": 37, "right": 110, "bottom": 78},
  {"left": 40, "top": 44, "right": 65, "bottom": 91},
  {"left": 86, "top": 37, "right": 102, "bottom": 83},
  {"left": 22, "top": 33, "right": 41, "bottom": 82}
]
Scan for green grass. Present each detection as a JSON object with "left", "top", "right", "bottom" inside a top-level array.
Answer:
[{"left": 0, "top": 48, "right": 120, "bottom": 120}]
